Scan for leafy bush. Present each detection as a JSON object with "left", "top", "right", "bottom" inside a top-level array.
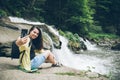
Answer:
[
  {"left": 89, "top": 25, "right": 103, "bottom": 33},
  {"left": 59, "top": 30, "right": 80, "bottom": 42},
  {"left": 0, "top": 10, "right": 7, "bottom": 18},
  {"left": 103, "top": 26, "right": 116, "bottom": 34},
  {"left": 59, "top": 30, "right": 65, "bottom": 36},
  {"left": 88, "top": 32, "right": 119, "bottom": 42},
  {"left": 59, "top": 30, "right": 81, "bottom": 49}
]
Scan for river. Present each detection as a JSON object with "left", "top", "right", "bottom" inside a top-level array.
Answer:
[{"left": 53, "top": 36, "right": 120, "bottom": 80}]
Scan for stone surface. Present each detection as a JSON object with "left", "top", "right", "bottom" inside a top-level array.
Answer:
[
  {"left": 86, "top": 72, "right": 99, "bottom": 78},
  {"left": 0, "top": 57, "right": 109, "bottom": 80}
]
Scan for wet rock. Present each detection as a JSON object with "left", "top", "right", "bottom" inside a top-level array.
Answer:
[
  {"left": 38, "top": 24, "right": 61, "bottom": 49},
  {"left": 111, "top": 43, "right": 120, "bottom": 51},
  {"left": 0, "top": 42, "right": 12, "bottom": 57},
  {"left": 68, "top": 40, "right": 87, "bottom": 54},
  {"left": 86, "top": 72, "right": 99, "bottom": 78}
]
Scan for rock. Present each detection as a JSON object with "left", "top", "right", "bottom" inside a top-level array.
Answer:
[
  {"left": 0, "top": 17, "right": 62, "bottom": 57},
  {"left": 0, "top": 42, "right": 12, "bottom": 57},
  {"left": 68, "top": 40, "right": 87, "bottom": 54},
  {"left": 0, "top": 57, "right": 109, "bottom": 80},
  {"left": 111, "top": 43, "right": 120, "bottom": 50},
  {"left": 38, "top": 24, "right": 61, "bottom": 49},
  {"left": 86, "top": 72, "right": 99, "bottom": 78}
]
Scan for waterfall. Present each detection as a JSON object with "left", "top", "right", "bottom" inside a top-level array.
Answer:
[
  {"left": 9, "top": 16, "right": 45, "bottom": 25},
  {"left": 53, "top": 36, "right": 110, "bottom": 75},
  {"left": 79, "top": 37, "right": 98, "bottom": 50},
  {"left": 9, "top": 16, "right": 111, "bottom": 75}
]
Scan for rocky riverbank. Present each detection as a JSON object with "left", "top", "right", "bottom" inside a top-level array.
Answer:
[
  {"left": 0, "top": 16, "right": 117, "bottom": 80},
  {"left": 0, "top": 57, "right": 109, "bottom": 80}
]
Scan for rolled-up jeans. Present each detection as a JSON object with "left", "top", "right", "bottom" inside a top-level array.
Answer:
[{"left": 31, "top": 54, "right": 46, "bottom": 69}]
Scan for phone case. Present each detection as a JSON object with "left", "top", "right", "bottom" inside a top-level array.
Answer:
[{"left": 21, "top": 29, "right": 28, "bottom": 38}]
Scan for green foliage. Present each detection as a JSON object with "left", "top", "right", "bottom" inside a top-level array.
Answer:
[
  {"left": 59, "top": 30, "right": 80, "bottom": 43},
  {"left": 15, "top": 11, "right": 21, "bottom": 17},
  {"left": 59, "top": 30, "right": 65, "bottom": 36},
  {"left": 74, "top": 33, "right": 80, "bottom": 42},
  {"left": 103, "top": 26, "right": 117, "bottom": 34},
  {"left": 43, "top": 0, "right": 95, "bottom": 36},
  {"left": 107, "top": 71, "right": 113, "bottom": 80},
  {"left": 55, "top": 72, "right": 76, "bottom": 76},
  {"left": 89, "top": 25, "right": 103, "bottom": 33},
  {"left": 0, "top": 10, "right": 7, "bottom": 17},
  {"left": 65, "top": 31, "right": 80, "bottom": 43},
  {"left": 79, "top": 0, "right": 95, "bottom": 28},
  {"left": 59, "top": 30, "right": 81, "bottom": 50},
  {"left": 88, "top": 32, "right": 119, "bottom": 42},
  {"left": 95, "top": 0, "right": 120, "bottom": 36},
  {"left": 0, "top": 0, "right": 120, "bottom": 37}
]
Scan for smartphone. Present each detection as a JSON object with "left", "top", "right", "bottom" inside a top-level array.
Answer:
[{"left": 21, "top": 29, "right": 28, "bottom": 38}]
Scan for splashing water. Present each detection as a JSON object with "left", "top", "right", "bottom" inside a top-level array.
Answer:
[
  {"left": 79, "top": 37, "right": 98, "bottom": 50},
  {"left": 53, "top": 36, "right": 111, "bottom": 75},
  {"left": 9, "top": 16, "right": 45, "bottom": 25}
]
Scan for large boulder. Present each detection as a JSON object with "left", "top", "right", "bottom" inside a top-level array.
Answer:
[{"left": 0, "top": 17, "right": 61, "bottom": 57}]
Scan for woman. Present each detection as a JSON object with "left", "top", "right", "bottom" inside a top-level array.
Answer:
[{"left": 16, "top": 26, "right": 60, "bottom": 72}]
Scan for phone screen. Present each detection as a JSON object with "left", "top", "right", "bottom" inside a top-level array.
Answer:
[{"left": 21, "top": 29, "right": 28, "bottom": 38}]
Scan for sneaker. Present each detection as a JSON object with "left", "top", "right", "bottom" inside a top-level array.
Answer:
[
  {"left": 51, "top": 62, "right": 62, "bottom": 67},
  {"left": 18, "top": 65, "right": 38, "bottom": 73}
]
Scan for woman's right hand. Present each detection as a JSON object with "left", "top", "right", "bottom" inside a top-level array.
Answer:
[{"left": 16, "top": 36, "right": 28, "bottom": 46}]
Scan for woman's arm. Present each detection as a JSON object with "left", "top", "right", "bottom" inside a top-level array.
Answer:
[{"left": 15, "top": 36, "right": 28, "bottom": 46}]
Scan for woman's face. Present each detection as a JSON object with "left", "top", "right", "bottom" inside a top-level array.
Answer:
[{"left": 29, "top": 28, "right": 39, "bottom": 39}]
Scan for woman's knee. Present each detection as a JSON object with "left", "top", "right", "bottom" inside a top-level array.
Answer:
[
  {"left": 46, "top": 50, "right": 51, "bottom": 53},
  {"left": 42, "top": 50, "right": 51, "bottom": 58},
  {"left": 43, "top": 50, "right": 53, "bottom": 58}
]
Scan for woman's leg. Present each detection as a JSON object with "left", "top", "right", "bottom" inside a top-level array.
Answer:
[
  {"left": 43, "top": 50, "right": 56, "bottom": 64},
  {"left": 31, "top": 54, "right": 46, "bottom": 69},
  {"left": 43, "top": 50, "right": 61, "bottom": 67},
  {"left": 31, "top": 50, "right": 61, "bottom": 69}
]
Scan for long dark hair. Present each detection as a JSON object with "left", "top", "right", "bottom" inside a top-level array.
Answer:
[{"left": 29, "top": 26, "right": 43, "bottom": 50}]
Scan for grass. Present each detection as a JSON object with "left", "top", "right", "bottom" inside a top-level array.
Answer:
[
  {"left": 55, "top": 71, "right": 86, "bottom": 77},
  {"left": 89, "top": 32, "right": 119, "bottom": 39},
  {"left": 55, "top": 72, "right": 76, "bottom": 76},
  {"left": 88, "top": 32, "right": 120, "bottom": 43}
]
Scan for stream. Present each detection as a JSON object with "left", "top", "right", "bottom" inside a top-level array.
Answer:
[{"left": 53, "top": 35, "right": 120, "bottom": 80}]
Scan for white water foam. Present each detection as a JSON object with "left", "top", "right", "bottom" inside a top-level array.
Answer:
[
  {"left": 9, "top": 16, "right": 45, "bottom": 25},
  {"left": 53, "top": 36, "right": 111, "bottom": 74},
  {"left": 79, "top": 37, "right": 98, "bottom": 50}
]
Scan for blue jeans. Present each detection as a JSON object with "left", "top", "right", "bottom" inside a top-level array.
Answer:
[{"left": 31, "top": 54, "right": 46, "bottom": 69}]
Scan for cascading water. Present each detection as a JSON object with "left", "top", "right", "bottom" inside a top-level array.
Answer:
[
  {"left": 53, "top": 35, "right": 111, "bottom": 74},
  {"left": 43, "top": 24, "right": 111, "bottom": 74},
  {"left": 9, "top": 16, "right": 120, "bottom": 79},
  {"left": 9, "top": 16, "right": 45, "bottom": 25},
  {"left": 79, "top": 37, "right": 98, "bottom": 50}
]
